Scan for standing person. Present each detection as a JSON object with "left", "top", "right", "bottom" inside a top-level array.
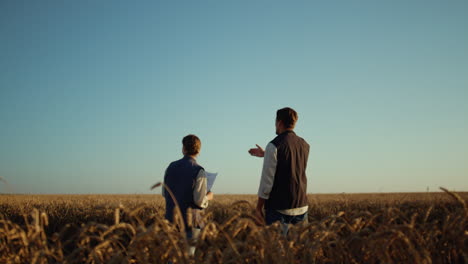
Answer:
[
  {"left": 163, "top": 134, "right": 213, "bottom": 242},
  {"left": 249, "top": 107, "right": 310, "bottom": 231}
]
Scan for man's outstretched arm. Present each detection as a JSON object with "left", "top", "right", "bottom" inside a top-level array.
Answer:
[
  {"left": 256, "top": 143, "right": 277, "bottom": 218},
  {"left": 248, "top": 144, "right": 265, "bottom": 157}
]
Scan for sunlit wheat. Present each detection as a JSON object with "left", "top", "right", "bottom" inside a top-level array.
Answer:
[{"left": 0, "top": 190, "right": 466, "bottom": 263}]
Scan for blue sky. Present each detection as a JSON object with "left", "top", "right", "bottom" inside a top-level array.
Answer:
[{"left": 1, "top": 0, "right": 467, "bottom": 194}]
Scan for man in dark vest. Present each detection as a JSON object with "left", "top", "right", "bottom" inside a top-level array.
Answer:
[
  {"left": 163, "top": 134, "right": 213, "bottom": 240},
  {"left": 249, "top": 107, "right": 310, "bottom": 230}
]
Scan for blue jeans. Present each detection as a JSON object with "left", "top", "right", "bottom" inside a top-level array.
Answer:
[{"left": 265, "top": 209, "right": 308, "bottom": 226}]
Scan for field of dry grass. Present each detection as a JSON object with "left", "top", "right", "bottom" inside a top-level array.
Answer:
[{"left": 0, "top": 191, "right": 467, "bottom": 263}]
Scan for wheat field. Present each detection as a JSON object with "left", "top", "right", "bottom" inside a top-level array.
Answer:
[{"left": 0, "top": 190, "right": 467, "bottom": 263}]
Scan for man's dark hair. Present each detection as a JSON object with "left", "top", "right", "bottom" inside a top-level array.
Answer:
[
  {"left": 182, "top": 134, "right": 201, "bottom": 156},
  {"left": 276, "top": 107, "right": 298, "bottom": 129}
]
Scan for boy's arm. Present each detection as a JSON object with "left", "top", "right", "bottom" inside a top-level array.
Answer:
[{"left": 193, "top": 169, "right": 210, "bottom": 209}]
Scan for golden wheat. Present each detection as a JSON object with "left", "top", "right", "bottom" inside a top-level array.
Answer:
[{"left": 0, "top": 191, "right": 466, "bottom": 263}]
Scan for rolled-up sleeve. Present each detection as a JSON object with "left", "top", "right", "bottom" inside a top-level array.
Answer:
[
  {"left": 257, "top": 143, "right": 277, "bottom": 199},
  {"left": 193, "top": 169, "right": 209, "bottom": 209}
]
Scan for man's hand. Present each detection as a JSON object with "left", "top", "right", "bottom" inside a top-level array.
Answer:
[
  {"left": 255, "top": 206, "right": 265, "bottom": 222},
  {"left": 206, "top": 191, "right": 214, "bottom": 201},
  {"left": 255, "top": 197, "right": 266, "bottom": 225},
  {"left": 248, "top": 144, "right": 265, "bottom": 157}
]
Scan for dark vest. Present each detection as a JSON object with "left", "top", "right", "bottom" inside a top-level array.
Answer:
[
  {"left": 265, "top": 130, "right": 310, "bottom": 211},
  {"left": 164, "top": 156, "right": 204, "bottom": 226}
]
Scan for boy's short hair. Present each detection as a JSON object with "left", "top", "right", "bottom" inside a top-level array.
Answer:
[
  {"left": 182, "top": 134, "right": 201, "bottom": 156},
  {"left": 276, "top": 107, "right": 298, "bottom": 129}
]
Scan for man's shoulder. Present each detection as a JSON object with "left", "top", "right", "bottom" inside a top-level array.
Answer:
[
  {"left": 296, "top": 134, "right": 309, "bottom": 145},
  {"left": 271, "top": 132, "right": 309, "bottom": 148},
  {"left": 168, "top": 158, "right": 204, "bottom": 171},
  {"left": 193, "top": 161, "right": 205, "bottom": 172},
  {"left": 270, "top": 133, "right": 285, "bottom": 146},
  {"left": 295, "top": 135, "right": 310, "bottom": 150},
  {"left": 270, "top": 131, "right": 295, "bottom": 145},
  {"left": 167, "top": 158, "right": 184, "bottom": 168}
]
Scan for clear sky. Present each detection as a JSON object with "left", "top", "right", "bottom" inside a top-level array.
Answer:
[{"left": 1, "top": 0, "right": 467, "bottom": 194}]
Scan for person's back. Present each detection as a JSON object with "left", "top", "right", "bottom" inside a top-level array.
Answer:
[
  {"left": 163, "top": 135, "right": 213, "bottom": 231},
  {"left": 249, "top": 107, "right": 310, "bottom": 231},
  {"left": 266, "top": 130, "right": 309, "bottom": 212},
  {"left": 164, "top": 156, "right": 204, "bottom": 225}
]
